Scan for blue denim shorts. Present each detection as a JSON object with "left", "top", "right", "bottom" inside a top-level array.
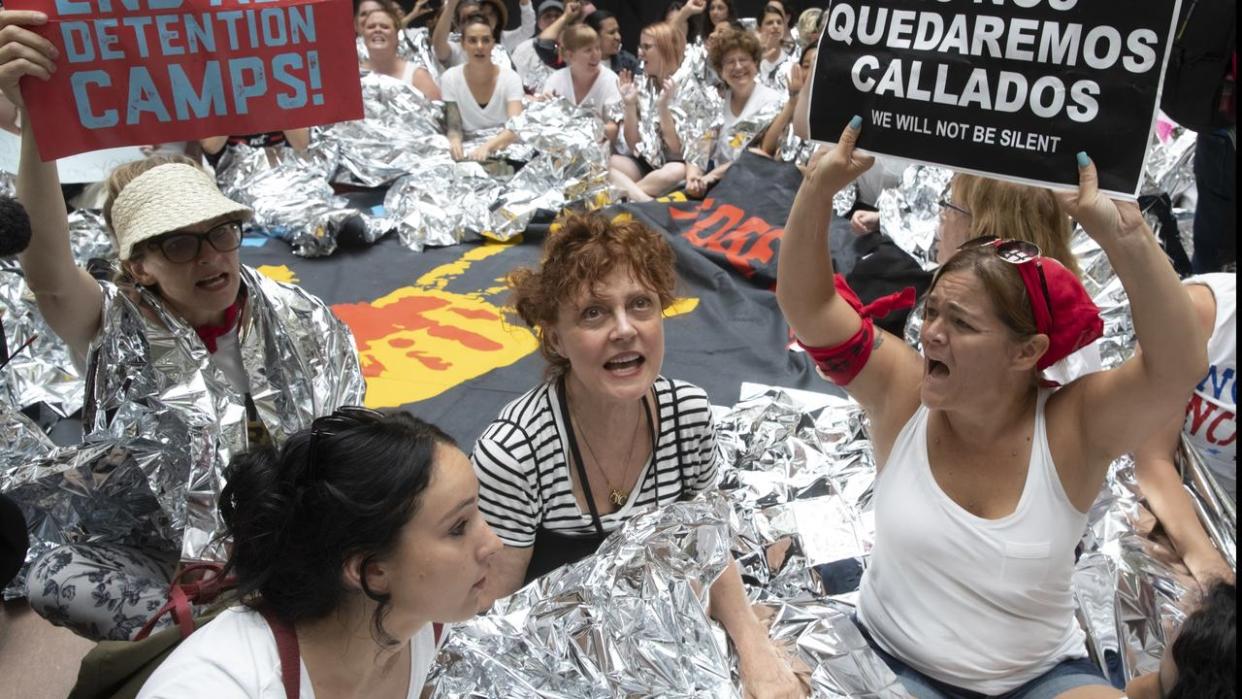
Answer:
[{"left": 855, "top": 618, "right": 1112, "bottom": 699}]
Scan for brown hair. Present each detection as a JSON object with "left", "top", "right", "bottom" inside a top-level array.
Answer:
[
  {"left": 930, "top": 246, "right": 1037, "bottom": 340},
  {"left": 508, "top": 212, "right": 678, "bottom": 377},
  {"left": 952, "top": 174, "right": 1082, "bottom": 279},
  {"left": 708, "top": 27, "right": 761, "bottom": 74},
  {"left": 458, "top": 0, "right": 507, "bottom": 41},
  {"left": 360, "top": 2, "right": 403, "bottom": 32},
  {"left": 559, "top": 24, "right": 599, "bottom": 54},
  {"left": 642, "top": 22, "right": 686, "bottom": 76}
]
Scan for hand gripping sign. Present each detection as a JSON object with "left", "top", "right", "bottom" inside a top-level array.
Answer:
[
  {"left": 9, "top": 0, "right": 364, "bottom": 160},
  {"left": 802, "top": 0, "right": 1181, "bottom": 199}
]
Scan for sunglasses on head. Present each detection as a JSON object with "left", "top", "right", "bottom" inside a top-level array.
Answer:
[
  {"left": 956, "top": 235, "right": 1054, "bottom": 322},
  {"left": 148, "top": 221, "right": 243, "bottom": 264},
  {"left": 307, "top": 406, "right": 385, "bottom": 479}
]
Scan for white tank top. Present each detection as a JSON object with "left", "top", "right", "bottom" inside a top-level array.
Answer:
[
  {"left": 1183, "top": 273, "right": 1237, "bottom": 501},
  {"left": 858, "top": 391, "right": 1089, "bottom": 695}
]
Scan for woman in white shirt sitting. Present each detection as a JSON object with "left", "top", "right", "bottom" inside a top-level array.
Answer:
[
  {"left": 686, "top": 27, "right": 783, "bottom": 198},
  {"left": 441, "top": 14, "right": 525, "bottom": 161},
  {"left": 359, "top": 2, "right": 442, "bottom": 100},
  {"left": 542, "top": 24, "right": 621, "bottom": 145},
  {"left": 139, "top": 409, "right": 503, "bottom": 699}
]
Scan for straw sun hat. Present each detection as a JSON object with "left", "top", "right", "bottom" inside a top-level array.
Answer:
[{"left": 111, "top": 163, "right": 253, "bottom": 261}]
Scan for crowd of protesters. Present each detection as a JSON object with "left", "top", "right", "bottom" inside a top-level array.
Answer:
[{"left": 0, "top": 0, "right": 1235, "bottom": 697}]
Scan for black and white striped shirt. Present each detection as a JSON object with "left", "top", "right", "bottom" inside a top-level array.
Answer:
[{"left": 471, "top": 376, "right": 721, "bottom": 547}]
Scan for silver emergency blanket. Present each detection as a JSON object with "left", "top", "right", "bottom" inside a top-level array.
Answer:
[
  {"left": 876, "top": 164, "right": 954, "bottom": 271},
  {"left": 669, "top": 45, "right": 725, "bottom": 173},
  {"left": 689, "top": 93, "right": 786, "bottom": 172},
  {"left": 1, "top": 266, "right": 365, "bottom": 566},
  {"left": 383, "top": 96, "right": 614, "bottom": 249},
  {"left": 0, "top": 407, "right": 52, "bottom": 475},
  {"left": 1, "top": 437, "right": 177, "bottom": 599},
  {"left": 67, "top": 209, "right": 116, "bottom": 264},
  {"left": 1140, "top": 125, "right": 1199, "bottom": 264},
  {"left": 213, "top": 135, "right": 386, "bottom": 259},
  {"left": 511, "top": 39, "right": 554, "bottom": 93},
  {"left": 0, "top": 269, "right": 84, "bottom": 418},
  {"left": 428, "top": 482, "right": 905, "bottom": 697}
]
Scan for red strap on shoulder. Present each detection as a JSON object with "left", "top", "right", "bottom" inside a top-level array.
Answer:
[
  {"left": 258, "top": 607, "right": 301, "bottom": 699},
  {"left": 134, "top": 563, "right": 235, "bottom": 641}
]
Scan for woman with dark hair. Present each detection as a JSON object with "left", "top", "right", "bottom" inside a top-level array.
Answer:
[
  {"left": 138, "top": 409, "right": 502, "bottom": 697},
  {"left": 667, "top": 0, "right": 709, "bottom": 44},
  {"left": 0, "top": 9, "right": 364, "bottom": 641},
  {"left": 433, "top": 0, "right": 534, "bottom": 67},
  {"left": 778, "top": 120, "right": 1207, "bottom": 697},
  {"left": 472, "top": 212, "right": 805, "bottom": 699},
  {"left": 586, "top": 9, "right": 640, "bottom": 76},
  {"left": 709, "top": 0, "right": 736, "bottom": 27},
  {"left": 441, "top": 13, "right": 525, "bottom": 161}
]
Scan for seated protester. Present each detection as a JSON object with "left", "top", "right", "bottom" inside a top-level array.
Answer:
[
  {"left": 932, "top": 174, "right": 1101, "bottom": 385},
  {"left": 794, "top": 7, "right": 822, "bottom": 49},
  {"left": 138, "top": 410, "right": 503, "bottom": 698},
  {"left": 778, "top": 122, "right": 1205, "bottom": 698},
  {"left": 542, "top": 24, "right": 621, "bottom": 143},
  {"left": 2, "top": 12, "right": 364, "bottom": 641},
  {"left": 609, "top": 22, "right": 688, "bottom": 203},
  {"left": 586, "top": 9, "right": 641, "bottom": 77},
  {"left": 756, "top": 4, "right": 794, "bottom": 89},
  {"left": 472, "top": 212, "right": 805, "bottom": 698},
  {"left": 667, "top": 0, "right": 709, "bottom": 44},
  {"left": 401, "top": 0, "right": 437, "bottom": 29},
  {"left": 707, "top": 0, "right": 737, "bottom": 28},
  {"left": 531, "top": 0, "right": 596, "bottom": 71},
  {"left": 442, "top": 14, "right": 524, "bottom": 162},
  {"left": 355, "top": 0, "right": 386, "bottom": 35},
  {"left": 360, "top": 2, "right": 442, "bottom": 100},
  {"left": 1135, "top": 272, "right": 1236, "bottom": 587},
  {"left": 1123, "top": 581, "right": 1236, "bottom": 699},
  {"left": 760, "top": 41, "right": 813, "bottom": 159},
  {"left": 200, "top": 129, "right": 310, "bottom": 170},
  {"left": 512, "top": 0, "right": 565, "bottom": 91},
  {"left": 686, "top": 28, "right": 784, "bottom": 198},
  {"left": 432, "top": 0, "right": 530, "bottom": 69}
]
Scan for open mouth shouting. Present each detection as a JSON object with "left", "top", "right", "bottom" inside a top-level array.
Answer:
[
  {"left": 196, "top": 272, "right": 230, "bottom": 292},
  {"left": 604, "top": 352, "right": 646, "bottom": 376},
  {"left": 925, "top": 355, "right": 951, "bottom": 380}
]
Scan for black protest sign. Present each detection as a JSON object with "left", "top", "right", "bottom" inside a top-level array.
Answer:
[{"left": 807, "top": 0, "right": 1181, "bottom": 198}]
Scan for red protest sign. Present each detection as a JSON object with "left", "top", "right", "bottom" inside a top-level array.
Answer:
[{"left": 8, "top": 0, "right": 363, "bottom": 161}]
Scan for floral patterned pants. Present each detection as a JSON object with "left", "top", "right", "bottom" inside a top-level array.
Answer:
[{"left": 25, "top": 543, "right": 176, "bottom": 641}]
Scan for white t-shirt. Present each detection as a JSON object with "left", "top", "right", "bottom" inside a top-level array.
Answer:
[
  {"left": 714, "top": 82, "right": 784, "bottom": 164},
  {"left": 210, "top": 326, "right": 251, "bottom": 395},
  {"left": 137, "top": 607, "right": 438, "bottom": 699},
  {"left": 1183, "top": 273, "right": 1236, "bottom": 500},
  {"left": 440, "top": 65, "right": 524, "bottom": 133},
  {"left": 542, "top": 66, "right": 621, "bottom": 120}
]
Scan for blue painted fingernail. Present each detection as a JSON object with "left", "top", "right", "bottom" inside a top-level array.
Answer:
[
  {"left": 849, "top": 115, "right": 863, "bottom": 129},
  {"left": 1076, "top": 151, "right": 1090, "bottom": 168}
]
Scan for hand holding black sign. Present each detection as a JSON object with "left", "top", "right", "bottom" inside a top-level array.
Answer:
[{"left": 804, "top": 0, "right": 1182, "bottom": 198}]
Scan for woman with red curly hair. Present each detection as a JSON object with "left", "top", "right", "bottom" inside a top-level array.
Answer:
[{"left": 471, "top": 212, "right": 805, "bottom": 698}]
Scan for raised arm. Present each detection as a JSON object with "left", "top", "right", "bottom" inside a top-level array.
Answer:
[
  {"left": 537, "top": 0, "right": 577, "bottom": 43},
  {"left": 670, "top": 0, "right": 705, "bottom": 39},
  {"left": 503, "top": 0, "right": 535, "bottom": 52},
  {"left": 432, "top": 0, "right": 459, "bottom": 64},
  {"left": 1, "top": 10, "right": 103, "bottom": 357},
  {"left": 619, "top": 71, "right": 641, "bottom": 152},
  {"left": 657, "top": 78, "right": 682, "bottom": 158},
  {"left": 775, "top": 118, "right": 922, "bottom": 456},
  {"left": 1059, "top": 157, "right": 1209, "bottom": 467},
  {"left": 761, "top": 64, "right": 802, "bottom": 156}
]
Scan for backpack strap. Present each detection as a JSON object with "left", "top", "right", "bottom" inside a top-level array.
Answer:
[
  {"left": 258, "top": 607, "right": 301, "bottom": 699},
  {"left": 134, "top": 562, "right": 234, "bottom": 641}
]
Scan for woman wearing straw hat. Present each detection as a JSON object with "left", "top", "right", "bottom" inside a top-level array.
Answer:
[{"left": 0, "top": 9, "right": 365, "bottom": 640}]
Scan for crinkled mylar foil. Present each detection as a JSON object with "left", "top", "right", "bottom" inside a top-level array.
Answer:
[
  {"left": 669, "top": 47, "right": 724, "bottom": 172},
  {"left": 512, "top": 41, "right": 554, "bottom": 93},
  {"left": 1140, "top": 126, "right": 1199, "bottom": 262},
  {"left": 428, "top": 488, "right": 905, "bottom": 698},
  {"left": 67, "top": 209, "right": 116, "bottom": 264},
  {"left": 0, "top": 269, "right": 84, "bottom": 418},
  {"left": 383, "top": 97, "right": 615, "bottom": 249},
  {"left": 1, "top": 437, "right": 177, "bottom": 599},
  {"left": 690, "top": 98, "right": 787, "bottom": 173},
  {"left": 0, "top": 406, "right": 52, "bottom": 476},
  {"left": 876, "top": 164, "right": 953, "bottom": 271},
  {"left": 214, "top": 132, "right": 385, "bottom": 259},
  {"left": 1, "top": 266, "right": 365, "bottom": 571}
]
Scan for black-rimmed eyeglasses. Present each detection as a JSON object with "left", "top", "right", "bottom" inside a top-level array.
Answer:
[{"left": 148, "top": 221, "right": 243, "bottom": 264}]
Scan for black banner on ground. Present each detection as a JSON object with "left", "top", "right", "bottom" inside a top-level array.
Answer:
[{"left": 806, "top": 0, "right": 1181, "bottom": 198}]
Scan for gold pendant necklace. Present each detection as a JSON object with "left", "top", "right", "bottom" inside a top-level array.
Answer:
[{"left": 572, "top": 399, "right": 645, "bottom": 510}]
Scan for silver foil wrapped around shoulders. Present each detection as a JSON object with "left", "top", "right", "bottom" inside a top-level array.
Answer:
[
  {"left": 689, "top": 95, "right": 787, "bottom": 173},
  {"left": 668, "top": 46, "right": 724, "bottom": 173},
  {"left": 876, "top": 164, "right": 953, "bottom": 271},
  {"left": 2, "top": 266, "right": 365, "bottom": 567},
  {"left": 0, "top": 269, "right": 85, "bottom": 419}
]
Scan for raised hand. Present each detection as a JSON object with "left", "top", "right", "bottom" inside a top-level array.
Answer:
[
  {"left": 0, "top": 10, "right": 58, "bottom": 109},
  {"left": 1057, "top": 154, "right": 1147, "bottom": 244},
  {"left": 619, "top": 70, "right": 638, "bottom": 106},
  {"left": 807, "top": 117, "right": 875, "bottom": 195},
  {"left": 787, "top": 63, "right": 804, "bottom": 97}
]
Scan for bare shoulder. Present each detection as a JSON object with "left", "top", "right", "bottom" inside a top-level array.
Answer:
[{"left": 1184, "top": 282, "right": 1219, "bottom": 336}]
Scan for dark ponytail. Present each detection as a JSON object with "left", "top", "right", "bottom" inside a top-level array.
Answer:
[{"left": 219, "top": 410, "right": 456, "bottom": 645}]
